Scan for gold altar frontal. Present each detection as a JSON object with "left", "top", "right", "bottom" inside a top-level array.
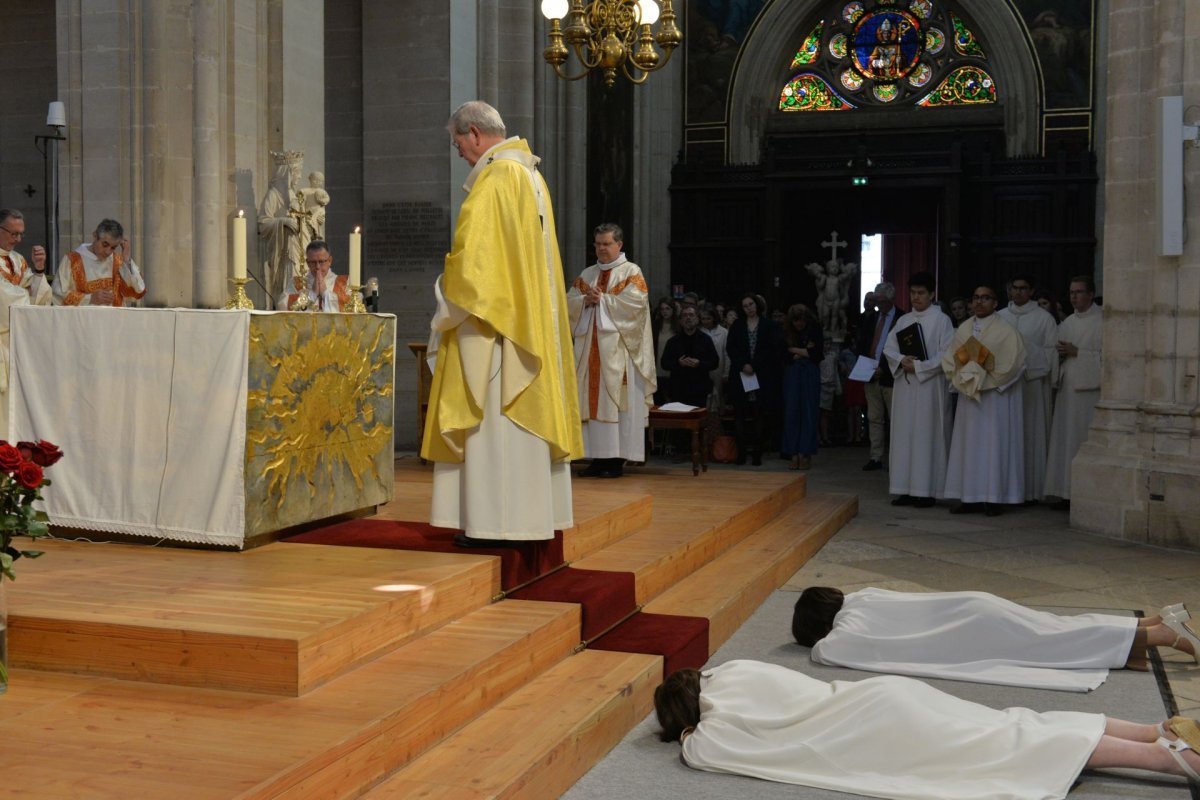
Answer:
[{"left": 244, "top": 312, "right": 397, "bottom": 543}]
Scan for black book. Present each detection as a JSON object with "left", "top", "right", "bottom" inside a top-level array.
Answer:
[{"left": 895, "top": 322, "right": 928, "bottom": 361}]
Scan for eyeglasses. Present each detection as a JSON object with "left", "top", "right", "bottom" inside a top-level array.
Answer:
[
  {"left": 0, "top": 227, "right": 23, "bottom": 238},
  {"left": 305, "top": 258, "right": 331, "bottom": 267},
  {"left": 972, "top": 294, "right": 996, "bottom": 302}
]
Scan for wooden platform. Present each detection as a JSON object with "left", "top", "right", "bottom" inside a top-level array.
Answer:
[{"left": 2, "top": 458, "right": 856, "bottom": 799}]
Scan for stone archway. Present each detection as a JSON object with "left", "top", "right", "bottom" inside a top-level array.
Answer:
[{"left": 726, "top": 0, "right": 1043, "bottom": 163}]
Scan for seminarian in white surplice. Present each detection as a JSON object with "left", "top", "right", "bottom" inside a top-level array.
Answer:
[
  {"left": 941, "top": 286, "right": 1027, "bottom": 515},
  {"left": 883, "top": 272, "right": 954, "bottom": 506},
  {"left": 998, "top": 275, "right": 1060, "bottom": 502},
  {"left": 1044, "top": 277, "right": 1103, "bottom": 503}
]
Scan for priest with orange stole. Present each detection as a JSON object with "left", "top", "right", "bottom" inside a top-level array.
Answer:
[{"left": 566, "top": 223, "right": 656, "bottom": 479}]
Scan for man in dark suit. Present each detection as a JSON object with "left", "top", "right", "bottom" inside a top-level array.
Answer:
[{"left": 856, "top": 281, "right": 903, "bottom": 471}]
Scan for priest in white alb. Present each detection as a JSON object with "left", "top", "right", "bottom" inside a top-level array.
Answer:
[
  {"left": 1044, "top": 275, "right": 1103, "bottom": 506},
  {"left": 942, "top": 285, "right": 1027, "bottom": 515},
  {"left": 422, "top": 101, "right": 583, "bottom": 546},
  {"left": 566, "top": 223, "right": 656, "bottom": 479},
  {"left": 998, "top": 274, "right": 1059, "bottom": 503},
  {"left": 882, "top": 271, "right": 954, "bottom": 507}
]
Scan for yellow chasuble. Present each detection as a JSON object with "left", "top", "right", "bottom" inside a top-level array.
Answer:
[{"left": 421, "top": 138, "right": 583, "bottom": 464}]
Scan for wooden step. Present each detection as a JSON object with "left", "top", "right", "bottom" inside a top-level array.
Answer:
[
  {"left": 362, "top": 649, "right": 662, "bottom": 799},
  {"left": 571, "top": 471, "right": 806, "bottom": 603},
  {"left": 9, "top": 538, "right": 499, "bottom": 695},
  {"left": 644, "top": 491, "right": 858, "bottom": 654},
  {"left": 1, "top": 600, "right": 581, "bottom": 800}
]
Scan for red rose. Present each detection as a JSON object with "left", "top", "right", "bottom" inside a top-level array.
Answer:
[
  {"left": 16, "top": 460, "right": 43, "bottom": 489},
  {"left": 28, "top": 440, "right": 63, "bottom": 468},
  {"left": 15, "top": 441, "right": 33, "bottom": 461},
  {"left": 0, "top": 443, "right": 22, "bottom": 473}
]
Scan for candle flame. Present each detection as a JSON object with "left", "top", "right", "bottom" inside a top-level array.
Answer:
[
  {"left": 354, "top": 226, "right": 361, "bottom": 234},
  {"left": 237, "top": 209, "right": 245, "bottom": 218}
]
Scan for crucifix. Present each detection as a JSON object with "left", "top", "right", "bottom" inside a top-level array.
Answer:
[{"left": 821, "top": 230, "right": 846, "bottom": 261}]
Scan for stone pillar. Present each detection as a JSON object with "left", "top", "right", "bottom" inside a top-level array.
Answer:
[
  {"left": 192, "top": 0, "right": 224, "bottom": 308},
  {"left": 633, "top": 51, "right": 683, "bottom": 299},
  {"left": 1071, "top": 0, "right": 1200, "bottom": 549}
]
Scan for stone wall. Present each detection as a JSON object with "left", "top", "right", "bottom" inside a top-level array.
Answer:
[
  {"left": 1071, "top": 0, "right": 1200, "bottom": 549},
  {"left": 0, "top": 0, "right": 58, "bottom": 252}
]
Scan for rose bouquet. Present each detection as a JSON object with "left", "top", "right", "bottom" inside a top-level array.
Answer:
[{"left": 0, "top": 439, "right": 63, "bottom": 582}]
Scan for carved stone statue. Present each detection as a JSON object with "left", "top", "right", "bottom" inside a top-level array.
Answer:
[
  {"left": 298, "top": 171, "right": 329, "bottom": 247},
  {"left": 257, "top": 150, "right": 304, "bottom": 309},
  {"left": 804, "top": 231, "right": 859, "bottom": 342}
]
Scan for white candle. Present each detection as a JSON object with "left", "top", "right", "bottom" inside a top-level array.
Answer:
[
  {"left": 232, "top": 210, "right": 247, "bottom": 280},
  {"left": 349, "top": 226, "right": 362, "bottom": 286}
]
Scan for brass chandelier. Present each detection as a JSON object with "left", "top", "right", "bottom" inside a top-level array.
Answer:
[{"left": 540, "top": 0, "right": 681, "bottom": 87}]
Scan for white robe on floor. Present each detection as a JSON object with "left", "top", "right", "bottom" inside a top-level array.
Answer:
[
  {"left": 1044, "top": 304, "right": 1103, "bottom": 499},
  {"left": 681, "top": 659, "right": 1104, "bottom": 800},
  {"left": 883, "top": 306, "right": 954, "bottom": 498},
  {"left": 999, "top": 301, "right": 1059, "bottom": 500},
  {"left": 810, "top": 588, "right": 1137, "bottom": 691}
]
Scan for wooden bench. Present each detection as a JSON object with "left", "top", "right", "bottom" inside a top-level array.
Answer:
[{"left": 647, "top": 406, "right": 709, "bottom": 476}]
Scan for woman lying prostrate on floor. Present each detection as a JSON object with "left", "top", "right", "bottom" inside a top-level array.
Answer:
[
  {"left": 791, "top": 587, "right": 1199, "bottom": 691},
  {"left": 655, "top": 659, "right": 1200, "bottom": 800}
]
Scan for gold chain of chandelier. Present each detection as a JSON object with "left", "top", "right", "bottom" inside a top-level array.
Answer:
[{"left": 540, "top": 0, "right": 681, "bottom": 87}]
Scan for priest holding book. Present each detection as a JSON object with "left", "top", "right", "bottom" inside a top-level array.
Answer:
[
  {"left": 941, "top": 285, "right": 1027, "bottom": 516},
  {"left": 883, "top": 272, "right": 955, "bottom": 507}
]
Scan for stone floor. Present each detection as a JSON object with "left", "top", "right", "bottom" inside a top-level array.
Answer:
[{"left": 649, "top": 440, "right": 1200, "bottom": 715}]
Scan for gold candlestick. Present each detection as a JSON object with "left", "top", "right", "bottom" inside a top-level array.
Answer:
[
  {"left": 345, "top": 284, "right": 367, "bottom": 314},
  {"left": 224, "top": 277, "right": 255, "bottom": 310}
]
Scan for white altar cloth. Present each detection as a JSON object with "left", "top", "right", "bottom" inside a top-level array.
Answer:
[{"left": 9, "top": 306, "right": 249, "bottom": 546}]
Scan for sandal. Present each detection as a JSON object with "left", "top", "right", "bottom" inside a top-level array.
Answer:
[
  {"left": 1159, "top": 717, "right": 1200, "bottom": 750},
  {"left": 1164, "top": 616, "right": 1200, "bottom": 663},
  {"left": 1158, "top": 737, "right": 1200, "bottom": 781},
  {"left": 1162, "top": 603, "right": 1191, "bottom": 623}
]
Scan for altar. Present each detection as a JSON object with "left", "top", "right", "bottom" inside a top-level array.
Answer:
[{"left": 8, "top": 306, "right": 396, "bottom": 549}]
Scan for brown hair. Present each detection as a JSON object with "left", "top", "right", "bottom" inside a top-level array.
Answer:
[
  {"left": 791, "top": 586, "right": 845, "bottom": 646},
  {"left": 654, "top": 668, "right": 702, "bottom": 742}
]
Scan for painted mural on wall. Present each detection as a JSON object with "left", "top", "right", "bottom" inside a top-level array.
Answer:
[
  {"left": 1014, "top": 0, "right": 1092, "bottom": 109},
  {"left": 687, "top": 0, "right": 766, "bottom": 124}
]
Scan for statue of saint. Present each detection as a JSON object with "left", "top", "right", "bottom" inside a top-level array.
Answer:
[
  {"left": 257, "top": 150, "right": 304, "bottom": 309},
  {"left": 805, "top": 257, "right": 859, "bottom": 342}
]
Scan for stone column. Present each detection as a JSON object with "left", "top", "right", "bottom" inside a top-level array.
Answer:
[
  {"left": 633, "top": 50, "right": 683, "bottom": 299},
  {"left": 193, "top": 0, "right": 224, "bottom": 308},
  {"left": 1071, "top": 0, "right": 1200, "bottom": 549}
]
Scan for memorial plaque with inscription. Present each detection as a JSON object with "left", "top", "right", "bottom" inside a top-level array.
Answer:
[{"left": 367, "top": 200, "right": 449, "bottom": 275}]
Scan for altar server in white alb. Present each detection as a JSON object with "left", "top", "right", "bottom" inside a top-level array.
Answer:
[
  {"left": 941, "top": 285, "right": 1026, "bottom": 515},
  {"left": 566, "top": 223, "right": 656, "bottom": 479},
  {"left": 882, "top": 271, "right": 954, "bottom": 507},
  {"left": 53, "top": 218, "right": 146, "bottom": 306},
  {"left": 998, "top": 273, "right": 1059, "bottom": 502},
  {"left": 792, "top": 586, "right": 1200, "bottom": 692},
  {"left": 1044, "top": 275, "right": 1103, "bottom": 506},
  {"left": 655, "top": 659, "right": 1200, "bottom": 800}
]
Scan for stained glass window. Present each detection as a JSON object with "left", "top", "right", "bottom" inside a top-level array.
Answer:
[{"left": 777, "top": 0, "right": 997, "bottom": 112}]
